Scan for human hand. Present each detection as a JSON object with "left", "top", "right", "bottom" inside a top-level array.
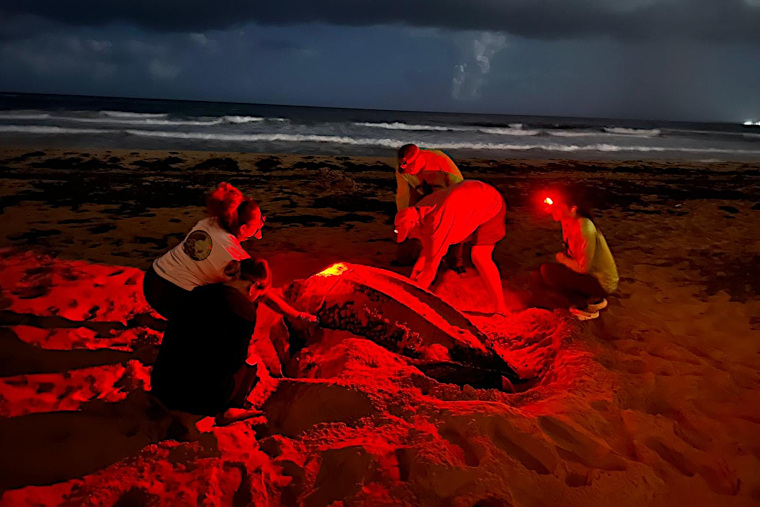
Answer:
[{"left": 297, "top": 312, "right": 319, "bottom": 324}]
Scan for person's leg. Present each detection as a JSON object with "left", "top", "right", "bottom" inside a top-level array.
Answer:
[
  {"left": 445, "top": 242, "right": 466, "bottom": 273},
  {"left": 539, "top": 263, "right": 604, "bottom": 309},
  {"left": 216, "top": 364, "right": 263, "bottom": 425},
  {"left": 470, "top": 244, "right": 507, "bottom": 313}
]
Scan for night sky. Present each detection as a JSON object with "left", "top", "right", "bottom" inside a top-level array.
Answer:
[{"left": 1, "top": 0, "right": 759, "bottom": 122}]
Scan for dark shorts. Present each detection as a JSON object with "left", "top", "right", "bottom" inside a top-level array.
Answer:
[
  {"left": 142, "top": 265, "right": 191, "bottom": 320},
  {"left": 539, "top": 262, "right": 607, "bottom": 308},
  {"left": 472, "top": 199, "right": 507, "bottom": 245}
]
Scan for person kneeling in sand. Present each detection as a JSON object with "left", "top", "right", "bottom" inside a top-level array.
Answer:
[
  {"left": 394, "top": 180, "right": 509, "bottom": 314},
  {"left": 150, "top": 258, "right": 317, "bottom": 424},
  {"left": 143, "top": 182, "right": 266, "bottom": 320},
  {"left": 539, "top": 186, "right": 619, "bottom": 321}
]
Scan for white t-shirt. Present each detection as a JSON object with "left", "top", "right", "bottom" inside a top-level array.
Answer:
[{"left": 153, "top": 218, "right": 250, "bottom": 291}]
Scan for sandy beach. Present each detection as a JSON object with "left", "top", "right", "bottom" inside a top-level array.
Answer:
[{"left": 1, "top": 146, "right": 759, "bottom": 505}]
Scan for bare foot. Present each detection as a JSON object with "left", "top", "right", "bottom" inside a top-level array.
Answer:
[{"left": 215, "top": 407, "right": 263, "bottom": 426}]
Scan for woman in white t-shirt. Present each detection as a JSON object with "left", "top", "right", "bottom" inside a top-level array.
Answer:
[{"left": 143, "top": 182, "right": 266, "bottom": 319}]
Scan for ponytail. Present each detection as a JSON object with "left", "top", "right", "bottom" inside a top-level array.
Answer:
[{"left": 206, "top": 182, "right": 260, "bottom": 236}]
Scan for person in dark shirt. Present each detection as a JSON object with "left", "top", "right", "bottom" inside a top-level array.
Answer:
[{"left": 150, "top": 258, "right": 316, "bottom": 421}]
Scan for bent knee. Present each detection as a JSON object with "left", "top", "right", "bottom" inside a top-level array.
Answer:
[{"left": 539, "top": 263, "right": 553, "bottom": 283}]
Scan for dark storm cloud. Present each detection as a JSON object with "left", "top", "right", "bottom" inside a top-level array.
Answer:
[{"left": 3, "top": 0, "right": 760, "bottom": 44}]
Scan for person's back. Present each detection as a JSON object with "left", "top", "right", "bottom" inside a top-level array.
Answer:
[
  {"left": 150, "top": 283, "right": 257, "bottom": 415},
  {"left": 153, "top": 217, "right": 249, "bottom": 291},
  {"left": 418, "top": 180, "right": 505, "bottom": 256},
  {"left": 396, "top": 146, "right": 463, "bottom": 211}
]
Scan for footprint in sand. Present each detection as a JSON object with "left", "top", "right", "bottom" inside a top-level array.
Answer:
[
  {"left": 539, "top": 416, "right": 627, "bottom": 472},
  {"left": 439, "top": 427, "right": 481, "bottom": 467}
]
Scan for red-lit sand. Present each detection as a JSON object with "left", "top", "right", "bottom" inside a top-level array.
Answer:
[{"left": 0, "top": 148, "right": 759, "bottom": 506}]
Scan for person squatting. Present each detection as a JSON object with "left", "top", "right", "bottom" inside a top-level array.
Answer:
[{"left": 143, "top": 146, "right": 618, "bottom": 421}]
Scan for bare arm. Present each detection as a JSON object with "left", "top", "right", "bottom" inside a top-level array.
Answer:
[
  {"left": 412, "top": 236, "right": 445, "bottom": 290},
  {"left": 557, "top": 220, "right": 596, "bottom": 274},
  {"left": 396, "top": 171, "right": 411, "bottom": 211},
  {"left": 262, "top": 289, "right": 318, "bottom": 323}
]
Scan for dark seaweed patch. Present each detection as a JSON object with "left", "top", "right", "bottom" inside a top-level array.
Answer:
[
  {"left": 87, "top": 223, "right": 117, "bottom": 234},
  {"left": 189, "top": 157, "right": 240, "bottom": 172},
  {"left": 132, "top": 157, "right": 184, "bottom": 171},
  {"left": 312, "top": 195, "right": 394, "bottom": 215},
  {"left": 254, "top": 157, "right": 281, "bottom": 173}
]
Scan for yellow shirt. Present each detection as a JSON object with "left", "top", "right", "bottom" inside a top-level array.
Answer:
[
  {"left": 562, "top": 217, "right": 619, "bottom": 294},
  {"left": 396, "top": 149, "right": 463, "bottom": 211}
]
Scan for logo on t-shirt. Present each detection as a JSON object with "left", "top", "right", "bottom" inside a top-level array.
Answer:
[{"left": 183, "top": 230, "right": 213, "bottom": 261}]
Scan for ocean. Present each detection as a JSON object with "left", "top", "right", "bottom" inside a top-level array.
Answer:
[{"left": 1, "top": 93, "right": 759, "bottom": 162}]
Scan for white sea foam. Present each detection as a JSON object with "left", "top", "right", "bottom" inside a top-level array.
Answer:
[
  {"left": 223, "top": 115, "right": 265, "bottom": 123},
  {"left": 603, "top": 127, "right": 661, "bottom": 137},
  {"left": 355, "top": 121, "right": 539, "bottom": 136},
  {"left": 354, "top": 121, "right": 465, "bottom": 132},
  {"left": 101, "top": 110, "right": 168, "bottom": 119},
  {"left": 0, "top": 125, "right": 113, "bottom": 134},
  {"left": 59, "top": 114, "right": 269, "bottom": 126},
  {"left": 61, "top": 116, "right": 225, "bottom": 126},
  {"left": 0, "top": 112, "right": 51, "bottom": 120},
  {"left": 478, "top": 127, "right": 539, "bottom": 136},
  {"left": 547, "top": 131, "right": 595, "bottom": 137},
  {"left": 126, "top": 130, "right": 403, "bottom": 147},
  {"left": 123, "top": 129, "right": 760, "bottom": 155}
]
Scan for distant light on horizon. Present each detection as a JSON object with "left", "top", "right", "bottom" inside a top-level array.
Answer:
[{"left": 744, "top": 120, "right": 760, "bottom": 126}]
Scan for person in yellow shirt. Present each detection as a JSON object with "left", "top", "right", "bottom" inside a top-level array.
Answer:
[
  {"left": 394, "top": 144, "right": 464, "bottom": 268},
  {"left": 539, "top": 186, "right": 619, "bottom": 320}
]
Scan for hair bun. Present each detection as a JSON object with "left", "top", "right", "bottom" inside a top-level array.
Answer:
[{"left": 214, "top": 182, "right": 243, "bottom": 209}]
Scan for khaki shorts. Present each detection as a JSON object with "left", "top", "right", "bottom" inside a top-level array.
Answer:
[{"left": 472, "top": 199, "right": 507, "bottom": 245}]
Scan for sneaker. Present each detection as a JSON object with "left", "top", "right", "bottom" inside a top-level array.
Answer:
[
  {"left": 570, "top": 307, "right": 600, "bottom": 321},
  {"left": 587, "top": 298, "right": 608, "bottom": 312}
]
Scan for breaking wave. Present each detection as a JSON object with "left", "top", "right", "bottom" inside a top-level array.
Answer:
[
  {"left": 356, "top": 121, "right": 540, "bottom": 136},
  {"left": 223, "top": 115, "right": 265, "bottom": 123},
  {"left": 547, "top": 131, "right": 596, "bottom": 137},
  {"left": 603, "top": 127, "right": 661, "bottom": 137},
  {"left": 56, "top": 114, "right": 266, "bottom": 126},
  {"left": 354, "top": 121, "right": 466, "bottom": 132},
  {"left": 478, "top": 126, "right": 539, "bottom": 136},
  {"left": 0, "top": 112, "right": 51, "bottom": 120},
  {"left": 101, "top": 110, "right": 168, "bottom": 119},
  {"left": 123, "top": 129, "right": 760, "bottom": 155},
  {"left": 65, "top": 116, "right": 226, "bottom": 126},
  {"left": 0, "top": 125, "right": 113, "bottom": 135}
]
